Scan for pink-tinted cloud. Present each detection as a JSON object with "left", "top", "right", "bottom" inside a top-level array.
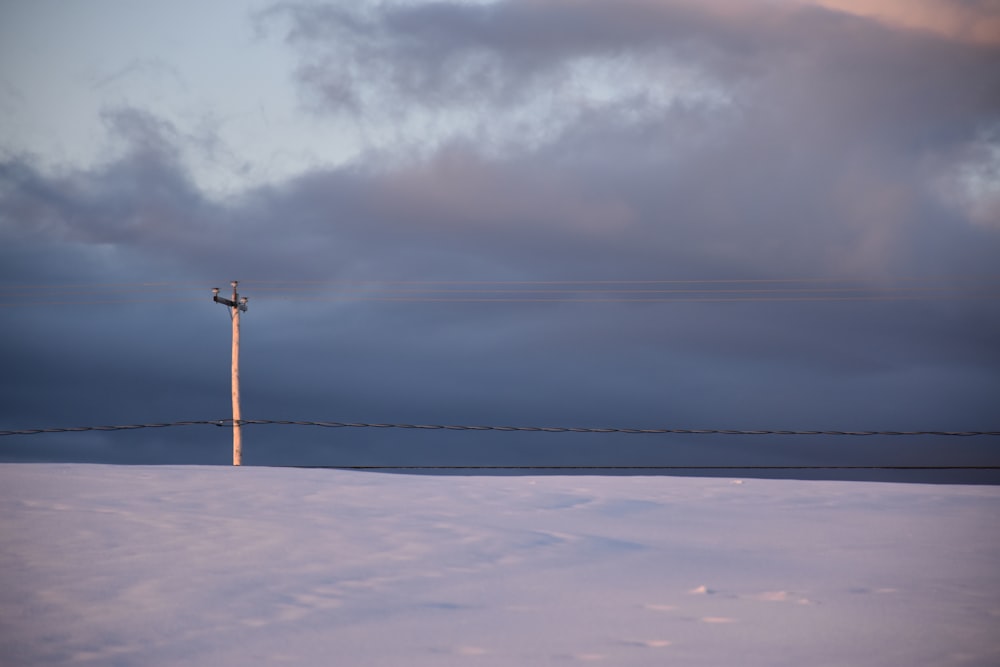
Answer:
[{"left": 807, "top": 0, "right": 1000, "bottom": 45}]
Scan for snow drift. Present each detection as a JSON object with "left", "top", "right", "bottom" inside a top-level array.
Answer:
[{"left": 1, "top": 464, "right": 998, "bottom": 666}]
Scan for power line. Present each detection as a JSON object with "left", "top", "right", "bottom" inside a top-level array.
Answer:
[
  {"left": 250, "top": 286, "right": 992, "bottom": 294},
  {"left": 0, "top": 282, "right": 208, "bottom": 291},
  {"left": 240, "top": 276, "right": 1000, "bottom": 286},
  {"left": 0, "top": 298, "right": 204, "bottom": 307},
  {"left": 6, "top": 292, "right": 997, "bottom": 307},
  {"left": 2, "top": 276, "right": 999, "bottom": 307},
  {"left": 1, "top": 419, "right": 998, "bottom": 438},
  {"left": 299, "top": 465, "right": 1000, "bottom": 471},
  {"left": 4, "top": 277, "right": 999, "bottom": 292},
  {"left": 0, "top": 420, "right": 220, "bottom": 436},
  {"left": 233, "top": 420, "right": 1000, "bottom": 436},
  {"left": 270, "top": 294, "right": 1000, "bottom": 304}
]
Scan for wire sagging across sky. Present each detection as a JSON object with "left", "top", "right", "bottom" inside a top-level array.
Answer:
[
  {"left": 2, "top": 419, "right": 998, "bottom": 438},
  {"left": 2, "top": 276, "right": 1000, "bottom": 307}
]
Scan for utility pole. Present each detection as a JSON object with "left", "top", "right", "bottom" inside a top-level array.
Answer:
[{"left": 212, "top": 281, "right": 248, "bottom": 466}]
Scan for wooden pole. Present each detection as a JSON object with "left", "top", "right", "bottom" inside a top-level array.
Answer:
[
  {"left": 213, "top": 281, "right": 248, "bottom": 466},
  {"left": 231, "top": 281, "right": 242, "bottom": 466}
]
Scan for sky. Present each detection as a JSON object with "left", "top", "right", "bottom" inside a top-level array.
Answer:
[
  {"left": 1, "top": 0, "right": 999, "bottom": 473},
  {"left": 3, "top": 464, "right": 999, "bottom": 665}
]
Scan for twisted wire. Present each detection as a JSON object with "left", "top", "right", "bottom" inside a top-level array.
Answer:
[
  {"left": 1, "top": 419, "right": 997, "bottom": 438},
  {"left": 0, "top": 421, "right": 220, "bottom": 436},
  {"left": 301, "top": 465, "right": 1000, "bottom": 471}
]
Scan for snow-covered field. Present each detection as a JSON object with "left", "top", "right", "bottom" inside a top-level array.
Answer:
[{"left": 1, "top": 464, "right": 998, "bottom": 666}]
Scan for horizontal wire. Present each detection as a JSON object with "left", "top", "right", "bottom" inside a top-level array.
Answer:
[
  {"left": 7, "top": 294, "right": 1000, "bottom": 307},
  {"left": 0, "top": 421, "right": 219, "bottom": 436},
  {"left": 2, "top": 419, "right": 998, "bottom": 438},
  {"left": 0, "top": 281, "right": 210, "bottom": 291},
  {"left": 246, "top": 286, "right": 993, "bottom": 294},
  {"left": 240, "top": 276, "right": 1000, "bottom": 286},
  {"left": 4, "top": 276, "right": 999, "bottom": 292},
  {"left": 9, "top": 288, "right": 982, "bottom": 298},
  {"left": 235, "top": 420, "right": 1000, "bottom": 436},
  {"left": 297, "top": 465, "right": 1000, "bottom": 471},
  {"left": 2, "top": 277, "right": 998, "bottom": 307},
  {"left": 267, "top": 294, "right": 1000, "bottom": 303},
  {"left": 0, "top": 298, "right": 205, "bottom": 307},
  {"left": 0, "top": 287, "right": 203, "bottom": 296}
]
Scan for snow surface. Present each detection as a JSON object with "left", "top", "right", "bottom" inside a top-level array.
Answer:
[{"left": 1, "top": 464, "right": 999, "bottom": 666}]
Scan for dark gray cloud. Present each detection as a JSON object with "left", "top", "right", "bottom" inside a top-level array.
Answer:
[{"left": 2, "top": 0, "right": 999, "bottom": 480}]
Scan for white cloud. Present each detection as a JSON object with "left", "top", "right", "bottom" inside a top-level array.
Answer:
[{"left": 938, "top": 136, "right": 1000, "bottom": 229}]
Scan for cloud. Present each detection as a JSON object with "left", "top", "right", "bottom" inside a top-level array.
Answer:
[
  {"left": 267, "top": 0, "right": 1000, "bottom": 248},
  {"left": 935, "top": 132, "right": 1000, "bottom": 229},
  {"left": 1, "top": 0, "right": 998, "bottom": 469},
  {"left": 0, "top": 109, "right": 203, "bottom": 252},
  {"left": 807, "top": 0, "right": 1000, "bottom": 45},
  {"left": 264, "top": 0, "right": 752, "bottom": 152}
]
